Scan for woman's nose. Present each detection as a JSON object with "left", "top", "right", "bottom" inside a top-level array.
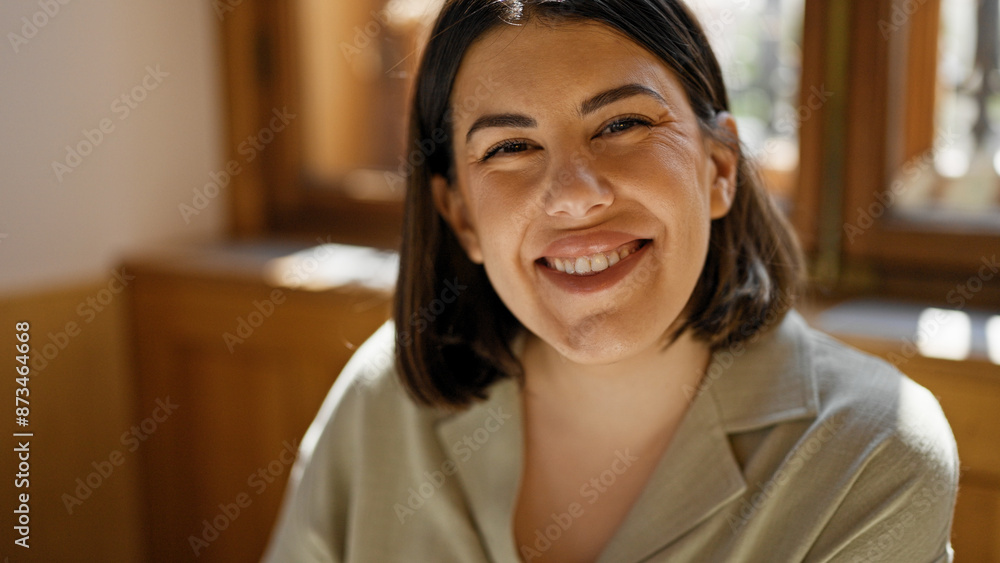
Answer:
[{"left": 542, "top": 158, "right": 614, "bottom": 218}]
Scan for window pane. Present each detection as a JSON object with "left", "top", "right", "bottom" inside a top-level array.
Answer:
[
  {"left": 693, "top": 0, "right": 806, "bottom": 210},
  {"left": 892, "top": 0, "right": 1000, "bottom": 226},
  {"left": 295, "top": 0, "right": 441, "bottom": 201}
]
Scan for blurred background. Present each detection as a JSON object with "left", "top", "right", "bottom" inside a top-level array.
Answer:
[{"left": 1, "top": 0, "right": 999, "bottom": 561}]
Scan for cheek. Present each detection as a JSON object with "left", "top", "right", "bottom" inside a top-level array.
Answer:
[
  {"left": 466, "top": 178, "right": 546, "bottom": 323},
  {"left": 469, "top": 173, "right": 539, "bottom": 262},
  {"left": 604, "top": 134, "right": 713, "bottom": 217}
]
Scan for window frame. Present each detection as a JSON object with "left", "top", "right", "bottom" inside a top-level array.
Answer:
[
  {"left": 219, "top": 0, "right": 403, "bottom": 249},
  {"left": 838, "top": 0, "right": 1000, "bottom": 305},
  {"left": 219, "top": 0, "right": 1000, "bottom": 306}
]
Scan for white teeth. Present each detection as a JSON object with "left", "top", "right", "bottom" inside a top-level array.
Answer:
[
  {"left": 544, "top": 241, "right": 644, "bottom": 276},
  {"left": 591, "top": 253, "right": 609, "bottom": 272}
]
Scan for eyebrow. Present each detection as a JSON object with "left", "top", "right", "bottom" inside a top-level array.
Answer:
[
  {"left": 465, "top": 113, "right": 536, "bottom": 143},
  {"left": 464, "top": 83, "right": 668, "bottom": 143},
  {"left": 579, "top": 83, "right": 667, "bottom": 116}
]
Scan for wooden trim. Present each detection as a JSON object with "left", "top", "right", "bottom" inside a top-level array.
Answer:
[
  {"left": 270, "top": 192, "right": 404, "bottom": 251},
  {"left": 219, "top": 0, "right": 404, "bottom": 245},
  {"left": 265, "top": 0, "right": 304, "bottom": 215},
  {"left": 218, "top": 1, "right": 268, "bottom": 237},
  {"left": 842, "top": 0, "right": 893, "bottom": 262},
  {"left": 807, "top": 0, "right": 854, "bottom": 284},
  {"left": 864, "top": 225, "right": 1000, "bottom": 270},
  {"left": 791, "top": 0, "right": 828, "bottom": 255},
  {"left": 901, "top": 0, "right": 939, "bottom": 162}
]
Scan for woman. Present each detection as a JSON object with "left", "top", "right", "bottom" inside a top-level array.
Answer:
[{"left": 264, "top": 1, "right": 959, "bottom": 561}]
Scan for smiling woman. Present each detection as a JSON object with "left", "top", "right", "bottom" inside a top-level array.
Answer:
[{"left": 262, "top": 1, "right": 959, "bottom": 562}]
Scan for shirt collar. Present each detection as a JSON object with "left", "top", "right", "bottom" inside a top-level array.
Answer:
[
  {"left": 708, "top": 309, "right": 820, "bottom": 433},
  {"left": 596, "top": 309, "right": 820, "bottom": 561},
  {"left": 434, "top": 309, "right": 819, "bottom": 562},
  {"left": 435, "top": 376, "right": 524, "bottom": 563}
]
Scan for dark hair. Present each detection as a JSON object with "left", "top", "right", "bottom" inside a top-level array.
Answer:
[{"left": 394, "top": 0, "right": 803, "bottom": 409}]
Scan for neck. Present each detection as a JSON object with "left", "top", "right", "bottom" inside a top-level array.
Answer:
[{"left": 520, "top": 328, "right": 712, "bottom": 435}]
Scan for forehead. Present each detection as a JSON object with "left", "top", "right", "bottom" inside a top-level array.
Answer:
[{"left": 449, "top": 20, "right": 689, "bottom": 122}]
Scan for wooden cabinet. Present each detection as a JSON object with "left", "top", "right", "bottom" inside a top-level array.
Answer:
[{"left": 125, "top": 242, "right": 393, "bottom": 562}]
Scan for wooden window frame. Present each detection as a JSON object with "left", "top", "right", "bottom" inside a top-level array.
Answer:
[
  {"left": 218, "top": 0, "right": 999, "bottom": 305},
  {"left": 843, "top": 0, "right": 997, "bottom": 266},
  {"left": 219, "top": 0, "right": 403, "bottom": 250},
  {"left": 838, "top": 0, "right": 1000, "bottom": 304}
]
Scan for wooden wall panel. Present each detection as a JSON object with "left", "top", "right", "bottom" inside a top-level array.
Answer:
[
  {"left": 0, "top": 282, "right": 143, "bottom": 563},
  {"left": 126, "top": 246, "right": 392, "bottom": 562}
]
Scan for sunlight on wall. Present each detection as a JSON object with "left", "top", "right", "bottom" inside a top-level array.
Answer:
[
  {"left": 986, "top": 315, "right": 1000, "bottom": 365},
  {"left": 917, "top": 308, "right": 972, "bottom": 361},
  {"left": 263, "top": 244, "right": 398, "bottom": 291}
]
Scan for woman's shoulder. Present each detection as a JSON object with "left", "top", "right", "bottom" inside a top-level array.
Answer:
[
  {"left": 718, "top": 310, "right": 954, "bottom": 447},
  {"left": 716, "top": 312, "right": 959, "bottom": 560},
  {"left": 275, "top": 320, "right": 448, "bottom": 506},
  {"left": 332, "top": 320, "right": 402, "bottom": 397},
  {"left": 721, "top": 309, "right": 958, "bottom": 499},
  {"left": 803, "top": 321, "right": 956, "bottom": 456},
  {"left": 263, "top": 322, "right": 471, "bottom": 561},
  {"left": 315, "top": 320, "right": 440, "bottom": 428},
  {"left": 791, "top": 322, "right": 959, "bottom": 559}
]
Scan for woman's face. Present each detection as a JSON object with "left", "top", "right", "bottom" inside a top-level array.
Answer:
[{"left": 434, "top": 20, "right": 738, "bottom": 365}]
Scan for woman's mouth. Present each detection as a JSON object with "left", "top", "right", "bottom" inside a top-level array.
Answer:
[{"left": 539, "top": 239, "right": 650, "bottom": 276}]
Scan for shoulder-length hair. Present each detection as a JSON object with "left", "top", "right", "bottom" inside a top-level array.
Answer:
[{"left": 394, "top": 0, "right": 803, "bottom": 409}]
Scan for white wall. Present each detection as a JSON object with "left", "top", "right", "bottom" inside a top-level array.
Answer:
[{"left": 0, "top": 0, "right": 225, "bottom": 296}]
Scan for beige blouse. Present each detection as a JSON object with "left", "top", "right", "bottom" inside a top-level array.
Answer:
[{"left": 262, "top": 311, "right": 959, "bottom": 562}]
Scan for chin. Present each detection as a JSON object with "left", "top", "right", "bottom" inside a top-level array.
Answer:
[
  {"left": 547, "top": 328, "right": 651, "bottom": 366},
  {"left": 536, "top": 307, "right": 686, "bottom": 366}
]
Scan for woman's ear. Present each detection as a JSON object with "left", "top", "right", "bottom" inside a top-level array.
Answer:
[
  {"left": 707, "top": 112, "right": 740, "bottom": 220},
  {"left": 431, "top": 174, "right": 484, "bottom": 264}
]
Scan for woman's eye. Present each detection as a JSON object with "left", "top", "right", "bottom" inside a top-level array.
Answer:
[
  {"left": 602, "top": 117, "right": 652, "bottom": 135},
  {"left": 481, "top": 140, "right": 531, "bottom": 161}
]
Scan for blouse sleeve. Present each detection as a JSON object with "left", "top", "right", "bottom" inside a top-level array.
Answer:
[
  {"left": 261, "top": 324, "right": 396, "bottom": 562},
  {"left": 259, "top": 380, "right": 349, "bottom": 563},
  {"left": 804, "top": 399, "right": 960, "bottom": 562}
]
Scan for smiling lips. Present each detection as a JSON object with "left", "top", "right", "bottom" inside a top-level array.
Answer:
[{"left": 542, "top": 239, "right": 649, "bottom": 276}]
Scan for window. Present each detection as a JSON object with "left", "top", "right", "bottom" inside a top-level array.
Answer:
[
  {"left": 218, "top": 0, "right": 429, "bottom": 247},
  {"left": 219, "top": 0, "right": 999, "bottom": 307},
  {"left": 838, "top": 0, "right": 1000, "bottom": 307},
  {"left": 295, "top": 0, "right": 440, "bottom": 202},
  {"left": 695, "top": 0, "right": 806, "bottom": 212},
  {"left": 891, "top": 0, "right": 1000, "bottom": 226}
]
